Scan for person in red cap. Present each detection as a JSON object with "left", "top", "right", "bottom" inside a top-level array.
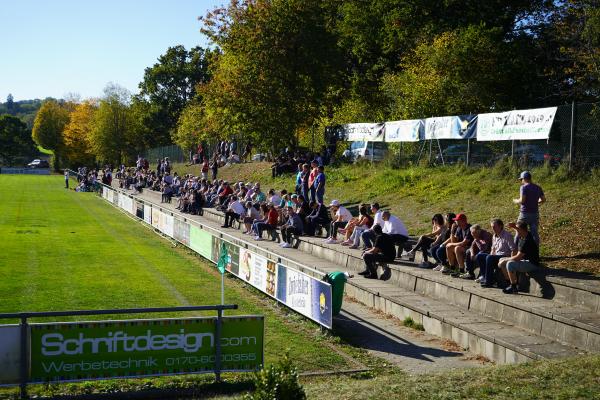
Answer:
[{"left": 441, "top": 213, "right": 473, "bottom": 274}]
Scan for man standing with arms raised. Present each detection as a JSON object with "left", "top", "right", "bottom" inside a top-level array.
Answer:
[{"left": 513, "top": 171, "right": 545, "bottom": 244}]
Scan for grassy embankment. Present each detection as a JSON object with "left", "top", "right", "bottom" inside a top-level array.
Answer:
[{"left": 175, "top": 160, "right": 600, "bottom": 275}]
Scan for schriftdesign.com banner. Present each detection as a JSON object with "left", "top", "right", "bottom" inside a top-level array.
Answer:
[{"left": 28, "top": 316, "right": 264, "bottom": 383}]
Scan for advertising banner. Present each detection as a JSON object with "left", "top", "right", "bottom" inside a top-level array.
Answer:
[
  {"left": 163, "top": 214, "right": 175, "bottom": 238},
  {"left": 151, "top": 209, "right": 160, "bottom": 230},
  {"left": 190, "top": 226, "right": 213, "bottom": 261},
  {"left": 218, "top": 240, "right": 239, "bottom": 276},
  {"left": 476, "top": 107, "right": 557, "bottom": 141},
  {"left": 343, "top": 123, "right": 385, "bottom": 142},
  {"left": 276, "top": 264, "right": 332, "bottom": 328},
  {"left": 239, "top": 250, "right": 278, "bottom": 297},
  {"left": 173, "top": 219, "right": 190, "bottom": 246},
  {"left": 143, "top": 205, "right": 152, "bottom": 225},
  {"left": 108, "top": 189, "right": 115, "bottom": 204},
  {"left": 102, "top": 187, "right": 108, "bottom": 199},
  {"left": 384, "top": 120, "right": 424, "bottom": 142},
  {"left": 29, "top": 316, "right": 264, "bottom": 383},
  {"left": 0, "top": 325, "right": 21, "bottom": 384},
  {"left": 425, "top": 115, "right": 477, "bottom": 140}
]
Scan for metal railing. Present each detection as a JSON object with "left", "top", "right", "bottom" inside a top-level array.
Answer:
[{"left": 0, "top": 304, "right": 238, "bottom": 399}]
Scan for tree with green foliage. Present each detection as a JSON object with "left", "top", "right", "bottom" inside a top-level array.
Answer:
[
  {"left": 0, "top": 114, "right": 37, "bottom": 165},
  {"left": 173, "top": 101, "right": 206, "bottom": 151},
  {"left": 200, "top": 0, "right": 343, "bottom": 152},
  {"left": 89, "top": 84, "right": 133, "bottom": 165},
  {"left": 133, "top": 45, "right": 217, "bottom": 148},
  {"left": 32, "top": 99, "right": 70, "bottom": 170}
]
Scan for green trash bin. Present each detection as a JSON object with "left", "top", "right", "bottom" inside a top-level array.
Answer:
[{"left": 326, "top": 271, "right": 350, "bottom": 316}]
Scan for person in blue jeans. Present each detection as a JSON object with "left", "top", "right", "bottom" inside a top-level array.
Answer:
[
  {"left": 478, "top": 219, "right": 517, "bottom": 287},
  {"left": 314, "top": 165, "right": 326, "bottom": 204},
  {"left": 513, "top": 171, "right": 545, "bottom": 244}
]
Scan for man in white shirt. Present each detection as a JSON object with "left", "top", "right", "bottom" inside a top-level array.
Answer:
[
  {"left": 324, "top": 199, "right": 352, "bottom": 244},
  {"left": 222, "top": 196, "right": 246, "bottom": 228},
  {"left": 381, "top": 211, "right": 409, "bottom": 258},
  {"left": 360, "top": 203, "right": 383, "bottom": 249}
]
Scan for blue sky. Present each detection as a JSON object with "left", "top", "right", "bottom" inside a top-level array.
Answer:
[{"left": 0, "top": 0, "right": 222, "bottom": 102}]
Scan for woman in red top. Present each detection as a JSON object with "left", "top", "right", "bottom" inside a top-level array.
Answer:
[{"left": 253, "top": 204, "right": 279, "bottom": 240}]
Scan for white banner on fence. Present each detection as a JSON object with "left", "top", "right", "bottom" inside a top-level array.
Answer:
[
  {"left": 0, "top": 325, "right": 20, "bottom": 383},
  {"left": 425, "top": 115, "right": 477, "bottom": 140},
  {"left": 344, "top": 123, "right": 385, "bottom": 142},
  {"left": 476, "top": 107, "right": 557, "bottom": 141},
  {"left": 143, "top": 205, "right": 152, "bottom": 224},
  {"left": 384, "top": 120, "right": 423, "bottom": 142},
  {"left": 163, "top": 214, "right": 174, "bottom": 238}
]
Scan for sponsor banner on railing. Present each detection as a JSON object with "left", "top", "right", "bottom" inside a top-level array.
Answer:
[
  {"left": 425, "top": 115, "right": 477, "bottom": 140},
  {"left": 102, "top": 187, "right": 109, "bottom": 200},
  {"left": 344, "top": 123, "right": 385, "bottom": 142},
  {"left": 384, "top": 119, "right": 424, "bottom": 142},
  {"left": 143, "top": 205, "right": 152, "bottom": 225},
  {"left": 163, "top": 214, "right": 175, "bottom": 238},
  {"left": 213, "top": 238, "right": 240, "bottom": 276},
  {"left": 276, "top": 264, "right": 332, "bottom": 329},
  {"left": 239, "top": 249, "right": 278, "bottom": 297},
  {"left": 174, "top": 219, "right": 190, "bottom": 246},
  {"left": 0, "top": 325, "right": 20, "bottom": 384},
  {"left": 190, "top": 226, "right": 213, "bottom": 261},
  {"left": 476, "top": 107, "right": 557, "bottom": 141},
  {"left": 28, "top": 316, "right": 264, "bottom": 383},
  {"left": 151, "top": 209, "right": 160, "bottom": 229}
]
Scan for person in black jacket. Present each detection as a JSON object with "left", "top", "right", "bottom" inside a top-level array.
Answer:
[
  {"left": 304, "top": 201, "right": 330, "bottom": 236},
  {"left": 360, "top": 225, "right": 396, "bottom": 280}
]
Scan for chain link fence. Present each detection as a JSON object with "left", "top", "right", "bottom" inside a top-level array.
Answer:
[
  {"left": 143, "top": 102, "right": 600, "bottom": 170},
  {"left": 387, "top": 102, "right": 600, "bottom": 170}
]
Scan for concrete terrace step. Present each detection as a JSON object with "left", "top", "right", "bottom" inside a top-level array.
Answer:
[
  {"left": 166, "top": 196, "right": 600, "bottom": 353},
  {"left": 108, "top": 186, "right": 592, "bottom": 363}
]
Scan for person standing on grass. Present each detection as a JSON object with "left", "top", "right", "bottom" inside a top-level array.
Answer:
[
  {"left": 64, "top": 169, "right": 69, "bottom": 189},
  {"left": 513, "top": 171, "right": 545, "bottom": 244},
  {"left": 314, "top": 165, "right": 326, "bottom": 204},
  {"left": 308, "top": 160, "right": 318, "bottom": 203}
]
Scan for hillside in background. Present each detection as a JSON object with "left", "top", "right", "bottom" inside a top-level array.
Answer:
[
  {"left": 173, "top": 161, "right": 600, "bottom": 276},
  {"left": 0, "top": 96, "right": 46, "bottom": 128}
]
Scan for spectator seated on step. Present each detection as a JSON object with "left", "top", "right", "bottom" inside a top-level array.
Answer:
[
  {"left": 217, "top": 181, "right": 233, "bottom": 208},
  {"left": 280, "top": 206, "right": 304, "bottom": 248},
  {"left": 268, "top": 189, "right": 282, "bottom": 207},
  {"left": 294, "top": 194, "right": 310, "bottom": 228},
  {"left": 457, "top": 224, "right": 492, "bottom": 279},
  {"left": 252, "top": 183, "right": 266, "bottom": 203},
  {"left": 380, "top": 210, "right": 410, "bottom": 258},
  {"left": 435, "top": 213, "right": 473, "bottom": 274},
  {"left": 360, "top": 203, "right": 384, "bottom": 250},
  {"left": 359, "top": 225, "right": 395, "bottom": 280},
  {"left": 499, "top": 221, "right": 540, "bottom": 294},
  {"left": 222, "top": 195, "right": 246, "bottom": 228},
  {"left": 343, "top": 205, "right": 374, "bottom": 249},
  {"left": 242, "top": 201, "right": 261, "bottom": 234},
  {"left": 476, "top": 218, "right": 516, "bottom": 288},
  {"left": 304, "top": 201, "right": 331, "bottom": 236},
  {"left": 324, "top": 200, "right": 353, "bottom": 244},
  {"left": 406, "top": 213, "right": 447, "bottom": 268},
  {"left": 252, "top": 203, "right": 279, "bottom": 241}
]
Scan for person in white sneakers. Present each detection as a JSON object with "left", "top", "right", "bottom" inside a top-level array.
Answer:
[
  {"left": 324, "top": 200, "right": 352, "bottom": 244},
  {"left": 280, "top": 206, "right": 304, "bottom": 248}
]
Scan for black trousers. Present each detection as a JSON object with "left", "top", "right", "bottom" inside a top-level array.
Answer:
[
  {"left": 389, "top": 234, "right": 409, "bottom": 257},
  {"left": 305, "top": 217, "right": 329, "bottom": 236},
  {"left": 281, "top": 226, "right": 301, "bottom": 244},
  {"left": 413, "top": 235, "right": 435, "bottom": 261},
  {"left": 330, "top": 220, "right": 346, "bottom": 239},
  {"left": 224, "top": 211, "right": 240, "bottom": 227},
  {"left": 363, "top": 253, "right": 394, "bottom": 277}
]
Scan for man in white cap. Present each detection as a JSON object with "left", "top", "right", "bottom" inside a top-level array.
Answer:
[
  {"left": 324, "top": 200, "right": 352, "bottom": 244},
  {"left": 513, "top": 171, "right": 545, "bottom": 244}
]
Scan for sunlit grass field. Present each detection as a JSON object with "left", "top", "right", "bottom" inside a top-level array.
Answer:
[{"left": 0, "top": 175, "right": 359, "bottom": 373}]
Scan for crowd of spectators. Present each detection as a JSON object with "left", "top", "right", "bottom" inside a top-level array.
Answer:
[{"left": 109, "top": 144, "right": 545, "bottom": 297}]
